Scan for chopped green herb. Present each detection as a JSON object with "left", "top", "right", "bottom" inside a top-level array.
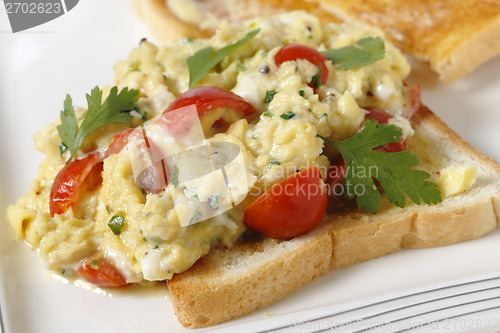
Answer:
[
  {"left": 299, "top": 90, "right": 305, "bottom": 97},
  {"left": 252, "top": 135, "right": 258, "bottom": 139},
  {"left": 129, "top": 62, "right": 139, "bottom": 72},
  {"left": 90, "top": 257, "right": 101, "bottom": 269},
  {"left": 236, "top": 64, "right": 247, "bottom": 72},
  {"left": 208, "top": 193, "right": 221, "bottom": 210},
  {"left": 322, "top": 37, "right": 385, "bottom": 70},
  {"left": 264, "top": 90, "right": 277, "bottom": 104},
  {"left": 321, "top": 113, "right": 328, "bottom": 119},
  {"left": 57, "top": 86, "right": 139, "bottom": 163},
  {"left": 308, "top": 34, "right": 313, "bottom": 39},
  {"left": 317, "top": 119, "right": 441, "bottom": 214},
  {"left": 59, "top": 143, "right": 67, "bottom": 156},
  {"left": 61, "top": 269, "right": 66, "bottom": 275},
  {"left": 189, "top": 211, "right": 203, "bottom": 224},
  {"left": 187, "top": 29, "right": 260, "bottom": 89},
  {"left": 270, "top": 161, "right": 281, "bottom": 165},
  {"left": 400, "top": 86, "right": 406, "bottom": 97},
  {"left": 280, "top": 112, "right": 296, "bottom": 120},
  {"left": 133, "top": 106, "right": 148, "bottom": 121},
  {"left": 185, "top": 37, "right": 193, "bottom": 43},
  {"left": 171, "top": 166, "right": 179, "bottom": 188},
  {"left": 108, "top": 215, "right": 125, "bottom": 235},
  {"left": 310, "top": 66, "right": 322, "bottom": 88},
  {"left": 262, "top": 111, "right": 272, "bottom": 118}
]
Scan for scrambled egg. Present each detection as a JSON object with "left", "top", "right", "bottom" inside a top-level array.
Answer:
[{"left": 7, "top": 12, "right": 414, "bottom": 283}]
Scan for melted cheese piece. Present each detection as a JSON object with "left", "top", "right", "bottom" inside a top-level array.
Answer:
[{"left": 438, "top": 165, "right": 477, "bottom": 197}]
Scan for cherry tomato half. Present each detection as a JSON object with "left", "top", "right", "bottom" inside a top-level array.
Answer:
[
  {"left": 77, "top": 252, "right": 128, "bottom": 287},
  {"left": 49, "top": 153, "right": 102, "bottom": 216},
  {"left": 275, "top": 44, "right": 329, "bottom": 87},
  {"left": 243, "top": 166, "right": 327, "bottom": 239},
  {"left": 164, "top": 86, "right": 257, "bottom": 137}
]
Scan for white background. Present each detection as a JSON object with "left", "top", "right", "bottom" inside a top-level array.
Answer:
[{"left": 0, "top": 1, "right": 499, "bottom": 332}]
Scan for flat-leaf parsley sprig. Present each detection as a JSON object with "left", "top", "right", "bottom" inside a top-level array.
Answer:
[
  {"left": 318, "top": 119, "right": 442, "bottom": 214},
  {"left": 322, "top": 37, "right": 385, "bottom": 70},
  {"left": 187, "top": 29, "right": 260, "bottom": 89},
  {"left": 57, "top": 86, "right": 139, "bottom": 163}
]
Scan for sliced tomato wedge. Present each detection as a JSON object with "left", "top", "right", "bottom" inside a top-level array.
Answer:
[
  {"left": 407, "top": 83, "right": 421, "bottom": 121},
  {"left": 77, "top": 252, "right": 128, "bottom": 287},
  {"left": 51, "top": 128, "right": 137, "bottom": 216},
  {"left": 274, "top": 44, "right": 329, "bottom": 87},
  {"left": 243, "top": 166, "right": 327, "bottom": 239},
  {"left": 50, "top": 153, "right": 102, "bottom": 216},
  {"left": 105, "top": 128, "right": 134, "bottom": 157},
  {"left": 164, "top": 86, "right": 257, "bottom": 137}
]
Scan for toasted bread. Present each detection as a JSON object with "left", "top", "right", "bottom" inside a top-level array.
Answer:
[
  {"left": 131, "top": 0, "right": 500, "bottom": 82},
  {"left": 168, "top": 104, "right": 500, "bottom": 328}
]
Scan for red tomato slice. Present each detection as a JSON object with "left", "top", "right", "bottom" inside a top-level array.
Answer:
[
  {"left": 243, "top": 166, "right": 327, "bottom": 239},
  {"left": 50, "top": 153, "right": 102, "bottom": 216},
  {"left": 164, "top": 86, "right": 257, "bottom": 137},
  {"left": 407, "top": 83, "right": 421, "bottom": 121},
  {"left": 105, "top": 128, "right": 134, "bottom": 157},
  {"left": 77, "top": 252, "right": 128, "bottom": 287},
  {"left": 51, "top": 128, "right": 137, "bottom": 216},
  {"left": 274, "top": 44, "right": 329, "bottom": 87}
]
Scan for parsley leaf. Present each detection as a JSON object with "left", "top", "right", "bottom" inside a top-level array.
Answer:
[
  {"left": 322, "top": 37, "right": 385, "bottom": 70},
  {"left": 319, "top": 119, "right": 441, "bottom": 213},
  {"left": 187, "top": 29, "right": 260, "bottom": 89},
  {"left": 57, "top": 86, "right": 139, "bottom": 163}
]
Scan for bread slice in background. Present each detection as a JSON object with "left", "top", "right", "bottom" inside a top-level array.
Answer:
[
  {"left": 168, "top": 105, "right": 500, "bottom": 328},
  {"left": 131, "top": 0, "right": 500, "bottom": 83}
]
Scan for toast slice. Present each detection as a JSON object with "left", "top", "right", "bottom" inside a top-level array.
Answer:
[
  {"left": 167, "top": 104, "right": 500, "bottom": 328},
  {"left": 131, "top": 0, "right": 500, "bottom": 82}
]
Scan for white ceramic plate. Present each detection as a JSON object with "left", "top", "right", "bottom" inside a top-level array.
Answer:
[{"left": 1, "top": 1, "right": 499, "bottom": 332}]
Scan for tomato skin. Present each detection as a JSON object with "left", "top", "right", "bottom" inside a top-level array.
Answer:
[
  {"left": 105, "top": 128, "right": 134, "bottom": 157},
  {"left": 77, "top": 252, "right": 128, "bottom": 287},
  {"left": 166, "top": 86, "right": 257, "bottom": 118},
  {"left": 49, "top": 153, "right": 102, "bottom": 216},
  {"left": 164, "top": 87, "right": 257, "bottom": 137},
  {"left": 274, "top": 44, "right": 329, "bottom": 86},
  {"left": 243, "top": 167, "right": 327, "bottom": 239},
  {"left": 407, "top": 83, "right": 421, "bottom": 121}
]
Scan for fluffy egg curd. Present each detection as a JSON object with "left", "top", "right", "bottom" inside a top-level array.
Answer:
[{"left": 8, "top": 11, "right": 424, "bottom": 285}]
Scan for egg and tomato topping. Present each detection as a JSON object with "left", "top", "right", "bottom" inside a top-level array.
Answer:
[{"left": 8, "top": 12, "right": 450, "bottom": 286}]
